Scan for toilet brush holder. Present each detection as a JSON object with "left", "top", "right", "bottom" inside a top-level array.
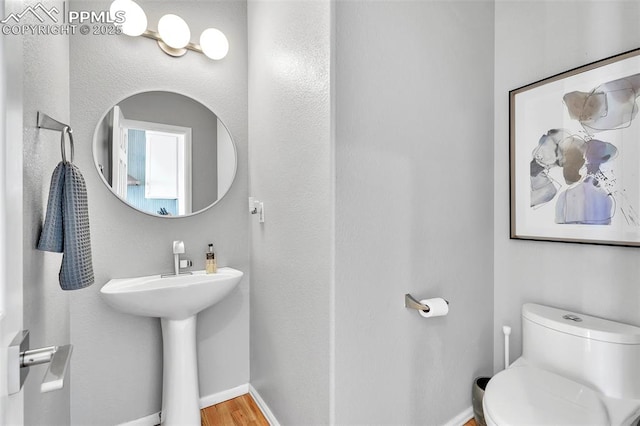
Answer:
[{"left": 472, "top": 376, "right": 490, "bottom": 426}]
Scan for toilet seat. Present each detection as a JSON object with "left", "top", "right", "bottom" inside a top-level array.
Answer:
[{"left": 483, "top": 364, "right": 610, "bottom": 426}]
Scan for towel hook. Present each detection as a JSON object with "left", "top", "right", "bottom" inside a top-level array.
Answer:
[
  {"left": 37, "top": 111, "right": 72, "bottom": 133},
  {"left": 37, "top": 112, "right": 75, "bottom": 163},
  {"left": 60, "top": 126, "right": 74, "bottom": 163}
]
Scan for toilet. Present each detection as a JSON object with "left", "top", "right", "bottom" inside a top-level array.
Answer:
[{"left": 483, "top": 303, "right": 640, "bottom": 426}]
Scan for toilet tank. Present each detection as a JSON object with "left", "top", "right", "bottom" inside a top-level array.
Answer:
[{"left": 522, "top": 303, "right": 640, "bottom": 399}]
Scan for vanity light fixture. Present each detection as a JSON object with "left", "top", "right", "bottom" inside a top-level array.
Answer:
[{"left": 109, "top": 0, "right": 229, "bottom": 60}]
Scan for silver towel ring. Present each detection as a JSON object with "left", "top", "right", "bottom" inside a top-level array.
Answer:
[{"left": 60, "top": 126, "right": 74, "bottom": 163}]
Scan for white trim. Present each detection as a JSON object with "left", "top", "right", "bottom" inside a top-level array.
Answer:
[
  {"left": 328, "top": 2, "right": 337, "bottom": 423},
  {"left": 116, "top": 412, "right": 160, "bottom": 426},
  {"left": 117, "top": 383, "right": 250, "bottom": 426},
  {"left": 249, "top": 384, "right": 280, "bottom": 426},
  {"left": 199, "top": 383, "right": 248, "bottom": 409},
  {"left": 442, "top": 406, "right": 474, "bottom": 426},
  {"left": 122, "top": 118, "right": 193, "bottom": 137},
  {"left": 2, "top": 7, "right": 24, "bottom": 422}
]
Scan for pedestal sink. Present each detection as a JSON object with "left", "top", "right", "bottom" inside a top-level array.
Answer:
[{"left": 100, "top": 267, "right": 243, "bottom": 425}]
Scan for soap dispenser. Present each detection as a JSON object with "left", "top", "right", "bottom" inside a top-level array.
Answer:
[{"left": 205, "top": 244, "right": 217, "bottom": 274}]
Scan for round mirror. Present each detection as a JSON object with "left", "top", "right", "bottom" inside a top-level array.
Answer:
[{"left": 93, "top": 91, "right": 237, "bottom": 217}]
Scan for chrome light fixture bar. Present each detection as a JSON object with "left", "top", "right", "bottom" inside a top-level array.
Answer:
[
  {"left": 141, "top": 29, "right": 198, "bottom": 58},
  {"left": 110, "top": 0, "right": 229, "bottom": 60}
]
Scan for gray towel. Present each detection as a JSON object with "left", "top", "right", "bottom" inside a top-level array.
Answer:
[{"left": 38, "top": 162, "right": 94, "bottom": 290}]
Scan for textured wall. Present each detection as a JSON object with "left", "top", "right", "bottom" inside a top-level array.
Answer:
[
  {"left": 334, "top": 1, "right": 495, "bottom": 423},
  {"left": 248, "top": 0, "right": 333, "bottom": 423},
  {"left": 69, "top": 0, "right": 248, "bottom": 424},
  {"left": 21, "top": 0, "right": 71, "bottom": 424},
  {"left": 494, "top": 1, "right": 640, "bottom": 371}
]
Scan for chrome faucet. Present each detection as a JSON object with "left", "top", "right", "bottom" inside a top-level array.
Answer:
[
  {"left": 169, "top": 240, "right": 192, "bottom": 277},
  {"left": 173, "top": 241, "right": 184, "bottom": 276}
]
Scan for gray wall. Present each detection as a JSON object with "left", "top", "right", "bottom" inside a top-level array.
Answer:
[
  {"left": 21, "top": 0, "right": 71, "bottom": 424},
  {"left": 248, "top": 1, "right": 494, "bottom": 424},
  {"left": 69, "top": 0, "right": 248, "bottom": 424},
  {"left": 248, "top": 0, "right": 333, "bottom": 423},
  {"left": 334, "top": 1, "right": 494, "bottom": 423},
  {"left": 494, "top": 1, "right": 640, "bottom": 371}
]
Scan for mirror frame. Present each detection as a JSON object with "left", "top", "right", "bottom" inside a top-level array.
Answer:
[{"left": 92, "top": 90, "right": 238, "bottom": 218}]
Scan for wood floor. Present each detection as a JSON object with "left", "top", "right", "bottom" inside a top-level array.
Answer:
[
  {"left": 201, "top": 396, "right": 477, "bottom": 426},
  {"left": 201, "top": 394, "right": 269, "bottom": 426},
  {"left": 201, "top": 396, "right": 479, "bottom": 426}
]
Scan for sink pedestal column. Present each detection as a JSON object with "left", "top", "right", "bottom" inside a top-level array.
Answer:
[{"left": 160, "top": 316, "right": 201, "bottom": 425}]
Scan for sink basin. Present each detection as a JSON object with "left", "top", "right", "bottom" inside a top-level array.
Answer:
[
  {"left": 100, "top": 267, "right": 243, "bottom": 320},
  {"left": 100, "top": 267, "right": 243, "bottom": 425}
]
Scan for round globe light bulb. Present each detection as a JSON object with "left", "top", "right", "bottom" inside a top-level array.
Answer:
[
  {"left": 158, "top": 14, "right": 191, "bottom": 49},
  {"left": 199, "top": 28, "right": 229, "bottom": 60},
  {"left": 110, "top": 0, "right": 147, "bottom": 37}
]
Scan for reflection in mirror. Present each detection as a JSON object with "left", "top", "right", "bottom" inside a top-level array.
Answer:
[{"left": 93, "top": 91, "right": 236, "bottom": 217}]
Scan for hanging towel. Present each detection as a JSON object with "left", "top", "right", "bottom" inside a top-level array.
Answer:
[{"left": 38, "top": 162, "right": 94, "bottom": 290}]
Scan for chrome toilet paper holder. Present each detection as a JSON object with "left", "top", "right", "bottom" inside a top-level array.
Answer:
[
  {"left": 405, "top": 293, "right": 449, "bottom": 312},
  {"left": 8, "top": 330, "right": 73, "bottom": 395}
]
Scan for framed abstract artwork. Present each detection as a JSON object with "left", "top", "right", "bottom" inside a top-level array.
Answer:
[{"left": 510, "top": 48, "right": 640, "bottom": 246}]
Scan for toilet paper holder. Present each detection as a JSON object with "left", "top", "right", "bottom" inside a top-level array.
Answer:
[{"left": 405, "top": 293, "right": 449, "bottom": 312}]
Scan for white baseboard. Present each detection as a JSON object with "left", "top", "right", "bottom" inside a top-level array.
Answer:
[
  {"left": 117, "top": 411, "right": 160, "bottom": 426},
  {"left": 199, "top": 383, "right": 249, "bottom": 409},
  {"left": 442, "top": 406, "right": 474, "bottom": 426},
  {"left": 117, "top": 383, "right": 250, "bottom": 426},
  {"left": 249, "top": 384, "right": 280, "bottom": 426},
  {"left": 118, "top": 384, "right": 462, "bottom": 426}
]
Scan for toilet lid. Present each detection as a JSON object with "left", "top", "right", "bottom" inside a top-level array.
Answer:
[{"left": 483, "top": 365, "right": 610, "bottom": 426}]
